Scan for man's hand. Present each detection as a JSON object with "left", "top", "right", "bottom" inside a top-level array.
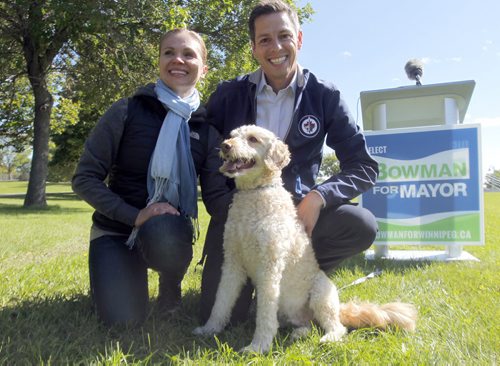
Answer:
[
  {"left": 134, "top": 202, "right": 179, "bottom": 227},
  {"left": 296, "top": 192, "right": 324, "bottom": 237}
]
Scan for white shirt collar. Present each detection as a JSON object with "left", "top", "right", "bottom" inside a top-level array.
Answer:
[{"left": 257, "top": 69, "right": 298, "bottom": 95}]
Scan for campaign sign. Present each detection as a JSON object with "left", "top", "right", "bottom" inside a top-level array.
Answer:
[{"left": 360, "top": 124, "right": 484, "bottom": 245}]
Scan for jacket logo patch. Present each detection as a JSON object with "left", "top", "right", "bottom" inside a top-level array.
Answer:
[
  {"left": 298, "top": 115, "right": 320, "bottom": 138},
  {"left": 190, "top": 131, "right": 200, "bottom": 140}
]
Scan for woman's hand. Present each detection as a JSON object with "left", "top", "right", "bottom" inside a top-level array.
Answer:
[
  {"left": 296, "top": 192, "right": 324, "bottom": 237},
  {"left": 134, "top": 202, "right": 180, "bottom": 227}
]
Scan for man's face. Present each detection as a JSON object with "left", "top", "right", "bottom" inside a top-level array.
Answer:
[{"left": 251, "top": 11, "right": 302, "bottom": 92}]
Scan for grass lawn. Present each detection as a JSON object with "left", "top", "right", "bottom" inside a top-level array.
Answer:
[{"left": 0, "top": 182, "right": 498, "bottom": 365}]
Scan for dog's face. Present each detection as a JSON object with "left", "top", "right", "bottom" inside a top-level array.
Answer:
[{"left": 219, "top": 125, "right": 290, "bottom": 186}]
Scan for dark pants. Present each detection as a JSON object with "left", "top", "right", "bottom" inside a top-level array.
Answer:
[
  {"left": 89, "top": 214, "right": 193, "bottom": 327},
  {"left": 199, "top": 203, "right": 378, "bottom": 323}
]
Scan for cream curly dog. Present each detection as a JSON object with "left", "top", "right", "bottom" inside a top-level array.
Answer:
[{"left": 194, "top": 125, "right": 417, "bottom": 353}]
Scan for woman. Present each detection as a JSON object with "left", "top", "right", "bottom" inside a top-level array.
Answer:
[{"left": 72, "top": 28, "right": 227, "bottom": 327}]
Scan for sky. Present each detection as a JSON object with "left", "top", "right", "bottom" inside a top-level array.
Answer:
[{"left": 296, "top": 0, "right": 500, "bottom": 175}]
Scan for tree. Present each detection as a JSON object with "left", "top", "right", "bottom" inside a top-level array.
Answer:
[
  {"left": 0, "top": 144, "right": 31, "bottom": 180},
  {"left": 0, "top": 145, "right": 16, "bottom": 180},
  {"left": 1, "top": 1, "right": 119, "bottom": 207},
  {"left": 1, "top": 0, "right": 312, "bottom": 205},
  {"left": 0, "top": 77, "right": 34, "bottom": 151},
  {"left": 14, "top": 148, "right": 32, "bottom": 181},
  {"left": 1, "top": 0, "right": 197, "bottom": 206},
  {"left": 320, "top": 153, "right": 340, "bottom": 179}
]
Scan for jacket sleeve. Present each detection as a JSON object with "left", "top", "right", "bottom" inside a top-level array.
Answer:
[
  {"left": 71, "top": 98, "right": 140, "bottom": 226},
  {"left": 199, "top": 124, "right": 234, "bottom": 217},
  {"left": 313, "top": 90, "right": 379, "bottom": 207}
]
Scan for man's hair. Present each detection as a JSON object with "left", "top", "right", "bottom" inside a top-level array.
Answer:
[
  {"left": 159, "top": 28, "right": 207, "bottom": 63},
  {"left": 248, "top": 0, "right": 300, "bottom": 43}
]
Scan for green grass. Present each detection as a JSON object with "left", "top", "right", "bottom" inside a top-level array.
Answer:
[{"left": 1, "top": 182, "right": 499, "bottom": 365}]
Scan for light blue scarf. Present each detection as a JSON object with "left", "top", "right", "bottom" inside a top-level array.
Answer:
[{"left": 126, "top": 79, "right": 200, "bottom": 248}]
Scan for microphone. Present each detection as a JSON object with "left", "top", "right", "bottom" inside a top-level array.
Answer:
[{"left": 405, "top": 59, "right": 424, "bottom": 86}]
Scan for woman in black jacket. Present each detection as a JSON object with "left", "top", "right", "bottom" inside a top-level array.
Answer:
[{"left": 72, "top": 28, "right": 226, "bottom": 327}]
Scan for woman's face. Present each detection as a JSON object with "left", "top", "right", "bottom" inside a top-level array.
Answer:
[{"left": 159, "top": 31, "right": 208, "bottom": 98}]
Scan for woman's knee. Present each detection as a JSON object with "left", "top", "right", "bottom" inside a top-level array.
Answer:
[{"left": 137, "top": 214, "right": 194, "bottom": 273}]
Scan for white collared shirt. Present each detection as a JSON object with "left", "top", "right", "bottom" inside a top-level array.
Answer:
[{"left": 255, "top": 70, "right": 297, "bottom": 140}]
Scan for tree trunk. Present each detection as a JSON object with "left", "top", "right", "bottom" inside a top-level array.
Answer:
[
  {"left": 21, "top": 2, "right": 56, "bottom": 208},
  {"left": 23, "top": 78, "right": 52, "bottom": 208}
]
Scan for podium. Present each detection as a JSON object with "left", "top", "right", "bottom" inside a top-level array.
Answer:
[
  {"left": 359, "top": 80, "right": 484, "bottom": 261},
  {"left": 361, "top": 80, "right": 475, "bottom": 129}
]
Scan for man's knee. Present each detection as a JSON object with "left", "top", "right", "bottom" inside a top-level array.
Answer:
[
  {"left": 355, "top": 206, "right": 378, "bottom": 250},
  {"left": 315, "top": 204, "right": 377, "bottom": 243},
  {"left": 312, "top": 204, "right": 377, "bottom": 271}
]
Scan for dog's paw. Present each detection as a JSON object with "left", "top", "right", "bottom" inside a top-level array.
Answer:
[
  {"left": 239, "top": 337, "right": 272, "bottom": 353},
  {"left": 319, "top": 325, "right": 347, "bottom": 343},
  {"left": 239, "top": 343, "right": 266, "bottom": 354},
  {"left": 192, "top": 325, "right": 219, "bottom": 337}
]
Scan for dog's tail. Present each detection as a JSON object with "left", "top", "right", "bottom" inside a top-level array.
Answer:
[{"left": 339, "top": 301, "right": 417, "bottom": 331}]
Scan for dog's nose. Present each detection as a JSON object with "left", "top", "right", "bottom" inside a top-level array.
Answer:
[{"left": 221, "top": 142, "right": 231, "bottom": 154}]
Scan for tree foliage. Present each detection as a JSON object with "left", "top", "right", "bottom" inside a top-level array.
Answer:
[
  {"left": 0, "top": 144, "right": 31, "bottom": 180},
  {"left": 0, "top": 77, "right": 34, "bottom": 151},
  {"left": 320, "top": 153, "right": 341, "bottom": 179},
  {"left": 1, "top": 0, "right": 144, "bottom": 206}
]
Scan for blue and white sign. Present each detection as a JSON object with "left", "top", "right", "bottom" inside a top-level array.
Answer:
[{"left": 360, "top": 124, "right": 484, "bottom": 245}]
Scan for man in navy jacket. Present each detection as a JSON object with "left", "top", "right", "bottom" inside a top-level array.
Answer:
[{"left": 199, "top": 0, "right": 379, "bottom": 323}]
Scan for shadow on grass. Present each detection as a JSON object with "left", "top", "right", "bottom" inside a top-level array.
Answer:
[
  {"left": 0, "top": 192, "right": 91, "bottom": 214},
  {"left": 0, "top": 290, "right": 250, "bottom": 364},
  {"left": 336, "top": 252, "right": 434, "bottom": 274},
  {"left": 0, "top": 192, "right": 78, "bottom": 201},
  {"left": 0, "top": 256, "right": 429, "bottom": 364}
]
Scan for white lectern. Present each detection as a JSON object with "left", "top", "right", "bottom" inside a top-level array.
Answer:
[
  {"left": 360, "top": 80, "right": 483, "bottom": 261},
  {"left": 361, "top": 80, "right": 475, "bottom": 130}
]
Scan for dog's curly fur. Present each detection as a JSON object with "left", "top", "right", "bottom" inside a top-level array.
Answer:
[{"left": 194, "top": 125, "right": 417, "bottom": 353}]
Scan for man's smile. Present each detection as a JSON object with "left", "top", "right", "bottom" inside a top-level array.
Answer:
[{"left": 269, "top": 56, "right": 287, "bottom": 65}]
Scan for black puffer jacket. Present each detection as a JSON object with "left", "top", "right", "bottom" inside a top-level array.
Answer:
[{"left": 72, "top": 83, "right": 230, "bottom": 235}]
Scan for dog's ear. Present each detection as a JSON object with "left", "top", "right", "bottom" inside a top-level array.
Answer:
[{"left": 264, "top": 139, "right": 291, "bottom": 171}]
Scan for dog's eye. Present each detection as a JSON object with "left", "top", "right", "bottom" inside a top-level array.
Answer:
[{"left": 248, "top": 135, "right": 258, "bottom": 143}]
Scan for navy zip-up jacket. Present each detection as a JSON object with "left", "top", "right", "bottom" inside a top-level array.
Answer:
[{"left": 204, "top": 68, "right": 378, "bottom": 211}]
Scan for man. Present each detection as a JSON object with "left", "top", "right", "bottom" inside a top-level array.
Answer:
[{"left": 200, "top": 0, "right": 379, "bottom": 323}]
